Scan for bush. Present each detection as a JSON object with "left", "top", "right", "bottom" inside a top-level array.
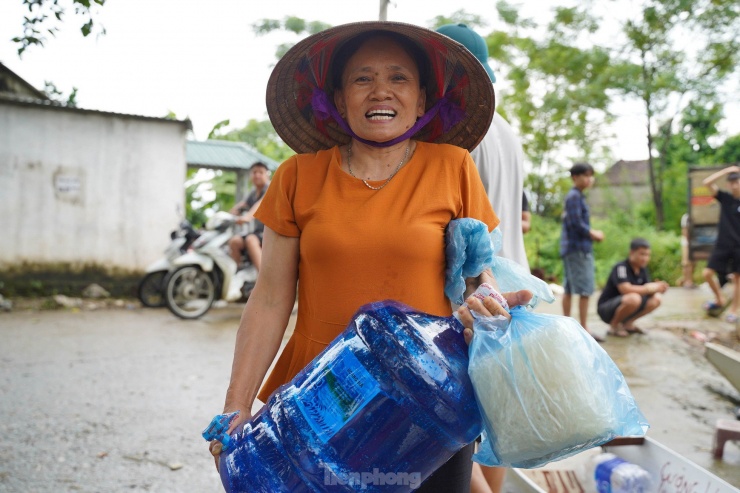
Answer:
[{"left": 524, "top": 213, "right": 682, "bottom": 289}]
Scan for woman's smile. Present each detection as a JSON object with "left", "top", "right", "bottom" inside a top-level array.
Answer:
[{"left": 365, "top": 107, "right": 397, "bottom": 121}]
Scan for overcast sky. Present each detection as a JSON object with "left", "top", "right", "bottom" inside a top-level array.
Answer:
[{"left": 1, "top": 0, "right": 738, "bottom": 163}]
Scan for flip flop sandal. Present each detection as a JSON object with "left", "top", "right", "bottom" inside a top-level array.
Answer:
[
  {"left": 725, "top": 314, "right": 738, "bottom": 324},
  {"left": 625, "top": 326, "right": 646, "bottom": 335},
  {"left": 703, "top": 301, "right": 728, "bottom": 318},
  {"left": 607, "top": 328, "right": 630, "bottom": 338}
]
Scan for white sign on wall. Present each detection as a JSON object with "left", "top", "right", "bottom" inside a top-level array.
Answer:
[{"left": 53, "top": 167, "right": 85, "bottom": 204}]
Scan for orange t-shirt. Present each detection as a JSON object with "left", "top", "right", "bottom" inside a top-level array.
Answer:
[{"left": 254, "top": 142, "right": 498, "bottom": 401}]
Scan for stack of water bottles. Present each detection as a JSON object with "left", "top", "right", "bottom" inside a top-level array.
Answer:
[{"left": 210, "top": 300, "right": 482, "bottom": 492}]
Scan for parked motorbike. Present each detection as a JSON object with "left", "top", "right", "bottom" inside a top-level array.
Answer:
[
  {"left": 163, "top": 212, "right": 258, "bottom": 319},
  {"left": 137, "top": 220, "right": 200, "bottom": 307}
]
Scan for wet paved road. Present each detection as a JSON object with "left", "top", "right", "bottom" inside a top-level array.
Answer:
[{"left": 0, "top": 285, "right": 738, "bottom": 492}]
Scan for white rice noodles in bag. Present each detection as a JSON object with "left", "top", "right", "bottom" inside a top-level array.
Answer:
[{"left": 469, "top": 308, "right": 648, "bottom": 468}]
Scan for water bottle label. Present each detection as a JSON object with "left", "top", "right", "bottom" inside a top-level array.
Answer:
[
  {"left": 296, "top": 347, "right": 380, "bottom": 443},
  {"left": 595, "top": 456, "right": 627, "bottom": 493}
]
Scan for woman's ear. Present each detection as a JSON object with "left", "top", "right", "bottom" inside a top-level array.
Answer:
[{"left": 334, "top": 90, "right": 346, "bottom": 118}]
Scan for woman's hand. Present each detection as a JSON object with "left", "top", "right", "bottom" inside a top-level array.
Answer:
[
  {"left": 456, "top": 290, "right": 533, "bottom": 345},
  {"left": 209, "top": 408, "right": 253, "bottom": 471}
]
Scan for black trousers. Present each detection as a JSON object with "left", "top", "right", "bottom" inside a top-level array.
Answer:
[{"left": 415, "top": 442, "right": 474, "bottom": 493}]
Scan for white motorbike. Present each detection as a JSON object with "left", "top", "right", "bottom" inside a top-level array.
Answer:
[
  {"left": 163, "top": 212, "right": 258, "bottom": 319},
  {"left": 137, "top": 220, "right": 200, "bottom": 308}
]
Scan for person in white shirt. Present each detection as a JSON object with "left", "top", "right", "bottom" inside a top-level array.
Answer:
[
  {"left": 437, "top": 24, "right": 528, "bottom": 270},
  {"left": 436, "top": 22, "right": 528, "bottom": 493}
]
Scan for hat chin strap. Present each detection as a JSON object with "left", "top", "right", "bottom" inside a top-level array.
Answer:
[{"left": 311, "top": 89, "right": 465, "bottom": 148}]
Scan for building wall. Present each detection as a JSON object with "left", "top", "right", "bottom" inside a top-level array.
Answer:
[
  {"left": 589, "top": 184, "right": 653, "bottom": 218},
  {"left": 0, "top": 102, "right": 187, "bottom": 271}
]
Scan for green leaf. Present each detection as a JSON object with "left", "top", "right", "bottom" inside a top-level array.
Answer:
[
  {"left": 252, "top": 18, "right": 281, "bottom": 35},
  {"left": 283, "top": 16, "right": 306, "bottom": 34},
  {"left": 81, "top": 19, "right": 92, "bottom": 36},
  {"left": 208, "top": 119, "right": 231, "bottom": 139}
]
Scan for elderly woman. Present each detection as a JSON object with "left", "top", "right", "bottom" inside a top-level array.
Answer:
[{"left": 212, "top": 21, "right": 530, "bottom": 492}]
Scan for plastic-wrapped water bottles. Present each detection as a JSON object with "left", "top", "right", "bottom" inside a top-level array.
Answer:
[
  {"left": 215, "top": 300, "right": 482, "bottom": 492},
  {"left": 583, "top": 453, "right": 652, "bottom": 493}
]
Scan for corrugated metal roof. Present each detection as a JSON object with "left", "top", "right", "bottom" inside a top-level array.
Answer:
[
  {"left": 186, "top": 140, "right": 279, "bottom": 171},
  {"left": 0, "top": 93, "right": 193, "bottom": 129},
  {"left": 0, "top": 62, "right": 49, "bottom": 100}
]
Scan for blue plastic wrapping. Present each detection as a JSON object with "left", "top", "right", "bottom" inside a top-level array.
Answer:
[
  {"left": 202, "top": 412, "right": 240, "bottom": 452},
  {"left": 444, "top": 219, "right": 554, "bottom": 307},
  {"left": 444, "top": 219, "right": 494, "bottom": 304},
  {"left": 469, "top": 307, "right": 649, "bottom": 468},
  {"left": 214, "top": 301, "right": 482, "bottom": 492}
]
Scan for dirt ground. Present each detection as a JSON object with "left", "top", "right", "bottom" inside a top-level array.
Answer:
[{"left": 0, "top": 283, "right": 738, "bottom": 492}]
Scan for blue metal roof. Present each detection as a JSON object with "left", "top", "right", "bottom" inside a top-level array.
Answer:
[{"left": 186, "top": 140, "right": 279, "bottom": 171}]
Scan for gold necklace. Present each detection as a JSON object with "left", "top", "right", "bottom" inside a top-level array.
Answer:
[{"left": 347, "top": 143, "right": 410, "bottom": 190}]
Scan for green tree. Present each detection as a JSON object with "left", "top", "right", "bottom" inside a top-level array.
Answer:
[
  {"left": 714, "top": 134, "right": 740, "bottom": 164},
  {"left": 252, "top": 16, "right": 332, "bottom": 60},
  {"left": 212, "top": 119, "right": 295, "bottom": 163},
  {"left": 654, "top": 99, "right": 723, "bottom": 232},
  {"left": 43, "top": 80, "right": 78, "bottom": 107},
  {"left": 184, "top": 168, "right": 237, "bottom": 228},
  {"left": 469, "top": 2, "right": 634, "bottom": 216},
  {"left": 12, "top": 0, "right": 106, "bottom": 56},
  {"left": 429, "top": 9, "right": 488, "bottom": 29},
  {"left": 184, "top": 118, "right": 295, "bottom": 225},
  {"left": 617, "top": 0, "right": 739, "bottom": 229}
]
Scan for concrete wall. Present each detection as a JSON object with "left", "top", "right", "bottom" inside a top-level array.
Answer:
[{"left": 0, "top": 102, "right": 187, "bottom": 272}]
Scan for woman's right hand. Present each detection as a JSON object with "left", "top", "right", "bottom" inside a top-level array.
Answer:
[{"left": 209, "top": 408, "right": 252, "bottom": 471}]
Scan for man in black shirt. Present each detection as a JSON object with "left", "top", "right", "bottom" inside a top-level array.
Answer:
[
  {"left": 597, "top": 238, "right": 669, "bottom": 337},
  {"left": 701, "top": 166, "right": 740, "bottom": 323}
]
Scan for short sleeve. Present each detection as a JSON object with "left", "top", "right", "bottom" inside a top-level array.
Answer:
[
  {"left": 458, "top": 151, "right": 499, "bottom": 231},
  {"left": 716, "top": 190, "right": 730, "bottom": 205},
  {"left": 254, "top": 157, "right": 300, "bottom": 238},
  {"left": 615, "top": 263, "right": 629, "bottom": 284}
]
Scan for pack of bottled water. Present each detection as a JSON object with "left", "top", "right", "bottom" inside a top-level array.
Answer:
[{"left": 582, "top": 453, "right": 653, "bottom": 493}]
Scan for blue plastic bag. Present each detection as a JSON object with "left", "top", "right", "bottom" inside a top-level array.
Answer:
[
  {"left": 468, "top": 307, "right": 649, "bottom": 468},
  {"left": 444, "top": 219, "right": 553, "bottom": 307}
]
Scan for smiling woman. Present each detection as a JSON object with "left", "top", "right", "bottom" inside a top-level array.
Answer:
[{"left": 211, "top": 20, "right": 529, "bottom": 493}]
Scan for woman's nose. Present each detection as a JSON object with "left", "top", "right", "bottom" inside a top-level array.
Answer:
[{"left": 370, "top": 78, "right": 392, "bottom": 99}]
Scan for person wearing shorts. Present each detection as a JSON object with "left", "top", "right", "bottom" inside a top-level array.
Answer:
[
  {"left": 701, "top": 167, "right": 740, "bottom": 323},
  {"left": 559, "top": 163, "right": 604, "bottom": 341},
  {"left": 597, "top": 238, "right": 668, "bottom": 336},
  {"left": 228, "top": 162, "right": 270, "bottom": 271}
]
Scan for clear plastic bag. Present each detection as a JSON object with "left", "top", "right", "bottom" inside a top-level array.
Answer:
[{"left": 469, "top": 306, "right": 649, "bottom": 468}]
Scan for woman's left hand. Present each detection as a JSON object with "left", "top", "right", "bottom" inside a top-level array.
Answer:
[{"left": 456, "top": 289, "right": 533, "bottom": 345}]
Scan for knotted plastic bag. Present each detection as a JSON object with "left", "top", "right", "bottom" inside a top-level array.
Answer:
[
  {"left": 469, "top": 307, "right": 649, "bottom": 468},
  {"left": 444, "top": 219, "right": 553, "bottom": 307}
]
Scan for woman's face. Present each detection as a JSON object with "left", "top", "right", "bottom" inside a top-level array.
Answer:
[{"left": 334, "top": 36, "right": 426, "bottom": 143}]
